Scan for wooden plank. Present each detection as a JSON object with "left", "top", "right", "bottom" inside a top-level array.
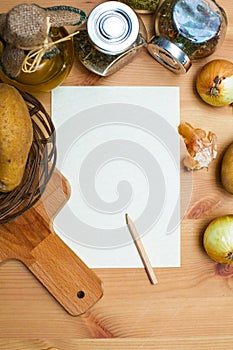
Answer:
[{"left": 1, "top": 338, "right": 233, "bottom": 350}]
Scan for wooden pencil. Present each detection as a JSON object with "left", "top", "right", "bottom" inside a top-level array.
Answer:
[{"left": 125, "top": 213, "right": 158, "bottom": 285}]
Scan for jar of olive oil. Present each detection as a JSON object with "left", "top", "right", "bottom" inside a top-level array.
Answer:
[
  {"left": 0, "top": 27, "right": 74, "bottom": 93},
  {"left": 120, "top": 0, "right": 160, "bottom": 14},
  {"left": 74, "top": 1, "right": 147, "bottom": 76},
  {"left": 147, "top": 0, "right": 227, "bottom": 73}
]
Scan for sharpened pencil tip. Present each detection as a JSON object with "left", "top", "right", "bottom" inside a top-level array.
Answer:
[{"left": 125, "top": 213, "right": 128, "bottom": 224}]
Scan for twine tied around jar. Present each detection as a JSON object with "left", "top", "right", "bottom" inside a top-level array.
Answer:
[{"left": 22, "top": 22, "right": 80, "bottom": 74}]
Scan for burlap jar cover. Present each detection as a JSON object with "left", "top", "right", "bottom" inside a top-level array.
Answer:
[{"left": 0, "top": 3, "right": 87, "bottom": 78}]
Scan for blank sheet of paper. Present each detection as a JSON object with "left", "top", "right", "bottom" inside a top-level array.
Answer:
[{"left": 51, "top": 86, "right": 180, "bottom": 268}]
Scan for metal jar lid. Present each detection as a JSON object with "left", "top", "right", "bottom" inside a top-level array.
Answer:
[
  {"left": 147, "top": 37, "right": 192, "bottom": 74},
  {"left": 87, "top": 1, "right": 139, "bottom": 55}
]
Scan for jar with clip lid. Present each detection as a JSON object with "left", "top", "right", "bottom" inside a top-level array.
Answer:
[
  {"left": 74, "top": 1, "right": 147, "bottom": 76},
  {"left": 147, "top": 0, "right": 227, "bottom": 74}
]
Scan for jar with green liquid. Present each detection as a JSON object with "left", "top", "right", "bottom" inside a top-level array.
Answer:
[{"left": 0, "top": 27, "right": 74, "bottom": 93}]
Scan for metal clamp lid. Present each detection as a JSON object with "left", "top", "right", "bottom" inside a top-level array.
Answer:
[
  {"left": 87, "top": 1, "right": 139, "bottom": 55},
  {"left": 147, "top": 37, "right": 192, "bottom": 74}
]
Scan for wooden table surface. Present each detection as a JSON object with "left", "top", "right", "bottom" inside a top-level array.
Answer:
[{"left": 1, "top": 0, "right": 233, "bottom": 349}]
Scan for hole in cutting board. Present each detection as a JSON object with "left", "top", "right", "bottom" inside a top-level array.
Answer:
[{"left": 77, "top": 290, "right": 85, "bottom": 298}]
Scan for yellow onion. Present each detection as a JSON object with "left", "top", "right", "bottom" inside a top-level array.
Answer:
[
  {"left": 203, "top": 215, "right": 233, "bottom": 264},
  {"left": 196, "top": 59, "right": 233, "bottom": 107}
]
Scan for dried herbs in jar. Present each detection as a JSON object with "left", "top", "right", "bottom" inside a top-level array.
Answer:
[
  {"left": 147, "top": 0, "right": 227, "bottom": 73},
  {"left": 119, "top": 0, "right": 160, "bottom": 14},
  {"left": 74, "top": 1, "right": 147, "bottom": 76}
]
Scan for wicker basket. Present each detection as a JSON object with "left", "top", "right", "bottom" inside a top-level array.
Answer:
[{"left": 0, "top": 89, "right": 56, "bottom": 224}]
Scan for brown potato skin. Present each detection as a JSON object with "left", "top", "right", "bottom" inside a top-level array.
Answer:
[
  {"left": 221, "top": 143, "right": 233, "bottom": 194},
  {"left": 0, "top": 84, "right": 33, "bottom": 192}
]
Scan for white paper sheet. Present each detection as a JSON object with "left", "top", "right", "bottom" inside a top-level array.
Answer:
[{"left": 51, "top": 86, "right": 180, "bottom": 268}]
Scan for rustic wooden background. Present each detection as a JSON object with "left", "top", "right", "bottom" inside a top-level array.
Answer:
[{"left": 1, "top": 0, "right": 233, "bottom": 349}]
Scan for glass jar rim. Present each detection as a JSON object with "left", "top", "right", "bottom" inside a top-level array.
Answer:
[
  {"left": 87, "top": 1, "right": 139, "bottom": 55},
  {"left": 147, "top": 37, "right": 192, "bottom": 74}
]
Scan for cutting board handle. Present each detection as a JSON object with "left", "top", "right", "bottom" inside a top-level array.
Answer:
[{"left": 27, "top": 233, "right": 103, "bottom": 316}]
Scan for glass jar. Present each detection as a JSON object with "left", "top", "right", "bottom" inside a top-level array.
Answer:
[
  {"left": 74, "top": 1, "right": 147, "bottom": 76},
  {"left": 119, "top": 0, "right": 160, "bottom": 14},
  {"left": 0, "top": 27, "right": 74, "bottom": 93},
  {"left": 147, "top": 0, "right": 227, "bottom": 73}
]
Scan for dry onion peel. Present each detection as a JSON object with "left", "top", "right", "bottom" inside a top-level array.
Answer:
[{"left": 178, "top": 121, "right": 217, "bottom": 170}]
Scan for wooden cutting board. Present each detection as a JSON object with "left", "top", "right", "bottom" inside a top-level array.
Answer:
[{"left": 0, "top": 169, "right": 103, "bottom": 316}]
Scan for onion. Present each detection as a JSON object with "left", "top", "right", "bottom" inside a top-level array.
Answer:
[
  {"left": 203, "top": 215, "right": 233, "bottom": 264},
  {"left": 196, "top": 59, "right": 233, "bottom": 107}
]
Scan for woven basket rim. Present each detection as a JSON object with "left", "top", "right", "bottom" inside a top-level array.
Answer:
[{"left": 0, "top": 87, "right": 56, "bottom": 224}]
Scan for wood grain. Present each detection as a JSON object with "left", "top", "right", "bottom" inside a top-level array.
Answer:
[
  {"left": 2, "top": 338, "right": 233, "bottom": 350},
  {"left": 0, "top": 169, "right": 103, "bottom": 316},
  {"left": 0, "top": 0, "right": 233, "bottom": 348}
]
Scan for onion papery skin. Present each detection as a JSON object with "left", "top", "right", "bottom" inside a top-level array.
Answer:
[
  {"left": 203, "top": 215, "right": 233, "bottom": 264},
  {"left": 196, "top": 59, "right": 233, "bottom": 107}
]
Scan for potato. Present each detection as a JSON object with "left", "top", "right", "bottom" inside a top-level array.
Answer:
[
  {"left": 221, "top": 142, "right": 233, "bottom": 194},
  {"left": 0, "top": 83, "right": 33, "bottom": 192}
]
